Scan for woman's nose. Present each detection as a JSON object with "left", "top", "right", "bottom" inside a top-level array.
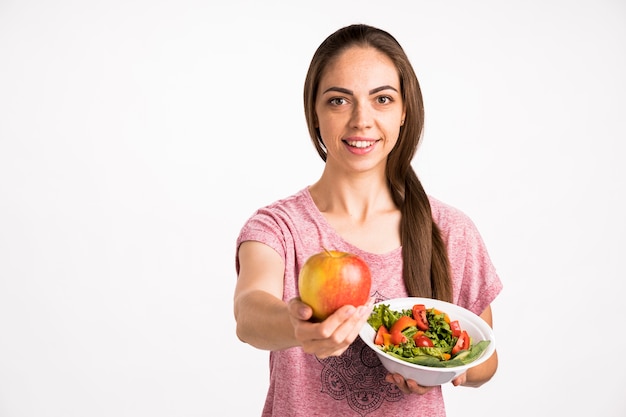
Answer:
[{"left": 351, "top": 102, "right": 373, "bottom": 129}]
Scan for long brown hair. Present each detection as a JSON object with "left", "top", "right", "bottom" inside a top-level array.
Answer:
[{"left": 303, "top": 24, "right": 453, "bottom": 302}]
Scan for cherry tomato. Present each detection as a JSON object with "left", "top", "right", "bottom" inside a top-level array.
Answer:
[
  {"left": 412, "top": 304, "right": 429, "bottom": 331},
  {"left": 414, "top": 335, "right": 434, "bottom": 347},
  {"left": 451, "top": 330, "right": 470, "bottom": 355}
]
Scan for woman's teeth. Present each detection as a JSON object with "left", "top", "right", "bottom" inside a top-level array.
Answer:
[{"left": 346, "top": 140, "right": 373, "bottom": 148}]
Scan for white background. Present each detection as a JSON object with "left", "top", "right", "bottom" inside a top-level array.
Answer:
[{"left": 1, "top": 1, "right": 625, "bottom": 416}]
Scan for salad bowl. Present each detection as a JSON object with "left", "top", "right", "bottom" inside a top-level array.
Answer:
[{"left": 359, "top": 297, "right": 496, "bottom": 386}]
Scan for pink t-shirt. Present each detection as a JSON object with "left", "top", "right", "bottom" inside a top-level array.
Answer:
[{"left": 236, "top": 187, "right": 503, "bottom": 417}]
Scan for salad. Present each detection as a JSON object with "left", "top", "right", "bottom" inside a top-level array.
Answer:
[{"left": 366, "top": 302, "right": 490, "bottom": 368}]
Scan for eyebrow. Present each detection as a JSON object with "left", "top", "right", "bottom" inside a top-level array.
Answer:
[{"left": 322, "top": 85, "right": 399, "bottom": 95}]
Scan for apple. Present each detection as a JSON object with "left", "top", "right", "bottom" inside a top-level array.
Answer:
[{"left": 298, "top": 249, "right": 372, "bottom": 321}]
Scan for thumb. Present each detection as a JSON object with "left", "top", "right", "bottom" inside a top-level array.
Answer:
[{"left": 289, "top": 297, "right": 313, "bottom": 320}]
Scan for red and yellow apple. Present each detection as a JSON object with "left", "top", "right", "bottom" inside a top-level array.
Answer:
[{"left": 298, "top": 249, "right": 372, "bottom": 321}]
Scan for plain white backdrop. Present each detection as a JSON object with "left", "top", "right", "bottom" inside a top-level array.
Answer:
[{"left": 1, "top": 1, "right": 625, "bottom": 416}]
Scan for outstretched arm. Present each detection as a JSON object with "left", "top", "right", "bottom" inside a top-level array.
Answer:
[{"left": 233, "top": 241, "right": 373, "bottom": 357}]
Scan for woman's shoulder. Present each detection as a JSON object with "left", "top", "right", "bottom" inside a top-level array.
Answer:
[
  {"left": 428, "top": 195, "right": 488, "bottom": 250},
  {"left": 237, "top": 187, "right": 316, "bottom": 250},
  {"left": 242, "top": 187, "right": 318, "bottom": 229},
  {"left": 257, "top": 187, "right": 313, "bottom": 214},
  {"left": 428, "top": 195, "right": 473, "bottom": 226},
  {"left": 428, "top": 195, "right": 489, "bottom": 243}
]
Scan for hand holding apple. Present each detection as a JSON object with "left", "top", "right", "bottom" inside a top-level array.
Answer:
[{"left": 298, "top": 249, "right": 372, "bottom": 321}]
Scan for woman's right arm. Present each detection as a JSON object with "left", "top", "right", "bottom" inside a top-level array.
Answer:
[
  {"left": 233, "top": 240, "right": 300, "bottom": 351},
  {"left": 234, "top": 240, "right": 374, "bottom": 356}
]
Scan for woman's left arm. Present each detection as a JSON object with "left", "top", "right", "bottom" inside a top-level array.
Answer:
[{"left": 452, "top": 304, "right": 498, "bottom": 387}]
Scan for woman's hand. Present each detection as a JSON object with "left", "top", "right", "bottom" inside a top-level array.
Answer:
[
  {"left": 384, "top": 373, "right": 435, "bottom": 395},
  {"left": 385, "top": 369, "right": 469, "bottom": 394},
  {"left": 287, "top": 297, "right": 374, "bottom": 359},
  {"left": 451, "top": 372, "right": 467, "bottom": 386}
]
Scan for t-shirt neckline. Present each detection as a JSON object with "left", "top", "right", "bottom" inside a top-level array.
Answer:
[{"left": 301, "top": 186, "right": 402, "bottom": 259}]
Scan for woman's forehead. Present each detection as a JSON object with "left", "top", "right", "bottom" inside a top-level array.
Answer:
[{"left": 320, "top": 47, "right": 400, "bottom": 91}]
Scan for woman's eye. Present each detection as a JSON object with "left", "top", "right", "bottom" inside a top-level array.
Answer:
[
  {"left": 329, "top": 97, "right": 346, "bottom": 106},
  {"left": 377, "top": 96, "right": 392, "bottom": 104}
]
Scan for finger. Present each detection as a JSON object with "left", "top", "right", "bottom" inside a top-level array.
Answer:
[
  {"left": 301, "top": 318, "right": 360, "bottom": 358},
  {"left": 406, "top": 379, "right": 432, "bottom": 395},
  {"left": 451, "top": 372, "right": 467, "bottom": 386},
  {"left": 386, "top": 373, "right": 411, "bottom": 394},
  {"left": 311, "top": 313, "right": 365, "bottom": 357},
  {"left": 326, "top": 302, "right": 373, "bottom": 340},
  {"left": 287, "top": 297, "right": 313, "bottom": 321},
  {"left": 298, "top": 301, "right": 374, "bottom": 358},
  {"left": 386, "top": 373, "right": 432, "bottom": 395}
]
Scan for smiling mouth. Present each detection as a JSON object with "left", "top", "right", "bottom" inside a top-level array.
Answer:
[{"left": 344, "top": 139, "right": 377, "bottom": 148}]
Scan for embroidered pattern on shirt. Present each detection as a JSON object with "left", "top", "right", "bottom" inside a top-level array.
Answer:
[{"left": 317, "top": 337, "right": 403, "bottom": 415}]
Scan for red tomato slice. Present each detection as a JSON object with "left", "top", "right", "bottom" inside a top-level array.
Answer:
[
  {"left": 449, "top": 320, "right": 462, "bottom": 338},
  {"left": 412, "top": 305, "right": 429, "bottom": 331},
  {"left": 374, "top": 325, "right": 390, "bottom": 345},
  {"left": 451, "top": 330, "right": 470, "bottom": 355},
  {"left": 413, "top": 335, "right": 434, "bottom": 347}
]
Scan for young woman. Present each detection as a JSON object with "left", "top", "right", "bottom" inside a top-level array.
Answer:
[{"left": 233, "top": 23, "right": 503, "bottom": 417}]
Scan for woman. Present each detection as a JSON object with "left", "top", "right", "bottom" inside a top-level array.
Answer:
[{"left": 234, "top": 23, "right": 502, "bottom": 416}]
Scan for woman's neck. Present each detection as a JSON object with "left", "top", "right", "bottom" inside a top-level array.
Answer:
[{"left": 309, "top": 170, "right": 397, "bottom": 223}]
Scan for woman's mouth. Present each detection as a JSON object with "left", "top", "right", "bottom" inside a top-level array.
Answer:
[{"left": 343, "top": 139, "right": 377, "bottom": 149}]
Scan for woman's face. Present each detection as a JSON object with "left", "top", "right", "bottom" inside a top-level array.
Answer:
[{"left": 315, "top": 46, "right": 405, "bottom": 174}]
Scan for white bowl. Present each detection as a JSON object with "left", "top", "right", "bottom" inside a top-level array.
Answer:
[{"left": 359, "top": 297, "right": 496, "bottom": 386}]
